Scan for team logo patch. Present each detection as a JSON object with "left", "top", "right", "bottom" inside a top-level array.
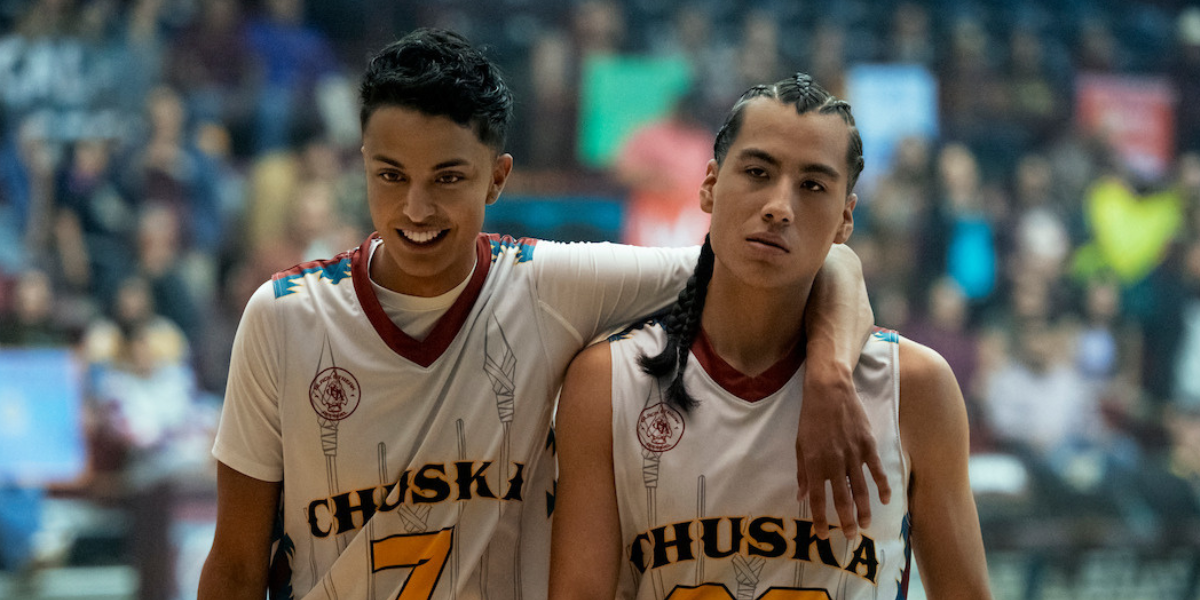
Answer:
[
  {"left": 309, "top": 367, "right": 361, "bottom": 421},
  {"left": 637, "top": 403, "right": 685, "bottom": 452}
]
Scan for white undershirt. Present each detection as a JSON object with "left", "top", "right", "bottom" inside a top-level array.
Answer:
[{"left": 368, "top": 243, "right": 475, "bottom": 341}]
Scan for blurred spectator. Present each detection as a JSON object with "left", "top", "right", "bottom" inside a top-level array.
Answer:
[
  {"left": 732, "top": 9, "right": 781, "bottom": 100},
  {"left": 0, "top": 268, "right": 71, "bottom": 346},
  {"left": 1008, "top": 152, "right": 1075, "bottom": 284},
  {"left": 906, "top": 277, "right": 990, "bottom": 451},
  {"left": 1074, "top": 16, "right": 1127, "bottom": 73},
  {"left": 647, "top": 3, "right": 735, "bottom": 125},
  {"left": 104, "top": 0, "right": 169, "bottom": 119},
  {"left": 1136, "top": 399, "right": 1200, "bottom": 524},
  {"left": 90, "top": 321, "right": 209, "bottom": 489},
  {"left": 81, "top": 275, "right": 187, "bottom": 370},
  {"left": 192, "top": 120, "right": 246, "bottom": 249},
  {"left": 981, "top": 315, "right": 1140, "bottom": 518},
  {"left": 1183, "top": 152, "right": 1200, "bottom": 231},
  {"left": 1043, "top": 125, "right": 1107, "bottom": 215},
  {"left": 807, "top": 21, "right": 848, "bottom": 99},
  {"left": 1073, "top": 277, "right": 1136, "bottom": 386},
  {"left": 862, "top": 135, "right": 935, "bottom": 308},
  {"left": 165, "top": 0, "right": 258, "bottom": 159},
  {"left": 1072, "top": 275, "right": 1151, "bottom": 456},
  {"left": 240, "top": 129, "right": 362, "bottom": 268},
  {"left": 909, "top": 277, "right": 981, "bottom": 396},
  {"left": 983, "top": 317, "right": 1100, "bottom": 457},
  {"left": 937, "top": 17, "right": 1007, "bottom": 147},
  {"left": 285, "top": 178, "right": 361, "bottom": 263},
  {"left": 118, "top": 85, "right": 223, "bottom": 257},
  {"left": 53, "top": 136, "right": 135, "bottom": 307},
  {"left": 1004, "top": 27, "right": 1069, "bottom": 150},
  {"left": 613, "top": 91, "right": 712, "bottom": 248},
  {"left": 134, "top": 204, "right": 204, "bottom": 343},
  {"left": 245, "top": 0, "right": 341, "bottom": 154},
  {"left": 888, "top": 2, "right": 935, "bottom": 67},
  {"left": 1172, "top": 8, "right": 1200, "bottom": 154},
  {"left": 2, "top": 117, "right": 58, "bottom": 271},
  {"left": 1171, "top": 239, "right": 1200, "bottom": 407},
  {"left": 526, "top": 0, "right": 625, "bottom": 170},
  {"left": 918, "top": 143, "right": 1000, "bottom": 313}
]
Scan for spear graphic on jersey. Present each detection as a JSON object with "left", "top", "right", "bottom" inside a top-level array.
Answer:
[
  {"left": 369, "top": 441, "right": 387, "bottom": 600},
  {"left": 636, "top": 384, "right": 679, "bottom": 600},
  {"left": 455, "top": 419, "right": 466, "bottom": 600},
  {"left": 309, "top": 337, "right": 361, "bottom": 555},
  {"left": 733, "top": 555, "right": 765, "bottom": 600},
  {"left": 484, "top": 314, "right": 518, "bottom": 600}
]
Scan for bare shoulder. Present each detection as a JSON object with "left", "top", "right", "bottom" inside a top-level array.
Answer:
[
  {"left": 897, "top": 337, "right": 968, "bottom": 445},
  {"left": 898, "top": 337, "right": 956, "bottom": 393},
  {"left": 558, "top": 341, "right": 615, "bottom": 426},
  {"left": 563, "top": 342, "right": 613, "bottom": 394}
]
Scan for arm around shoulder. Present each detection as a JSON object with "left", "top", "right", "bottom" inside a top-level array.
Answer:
[
  {"left": 899, "top": 339, "right": 992, "bottom": 600},
  {"left": 549, "top": 342, "right": 623, "bottom": 600},
  {"left": 798, "top": 243, "right": 886, "bottom": 540},
  {"left": 534, "top": 242, "right": 698, "bottom": 341}
]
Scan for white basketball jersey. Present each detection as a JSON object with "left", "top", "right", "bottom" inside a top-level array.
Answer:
[
  {"left": 214, "top": 234, "right": 695, "bottom": 600},
  {"left": 608, "top": 323, "right": 910, "bottom": 600}
]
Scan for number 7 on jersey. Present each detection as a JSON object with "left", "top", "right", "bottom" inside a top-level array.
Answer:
[{"left": 371, "top": 528, "right": 454, "bottom": 600}]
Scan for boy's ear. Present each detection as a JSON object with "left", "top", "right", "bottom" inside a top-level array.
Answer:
[
  {"left": 486, "top": 153, "right": 514, "bottom": 205},
  {"left": 833, "top": 193, "right": 857, "bottom": 244},
  {"left": 699, "top": 159, "right": 719, "bottom": 214}
]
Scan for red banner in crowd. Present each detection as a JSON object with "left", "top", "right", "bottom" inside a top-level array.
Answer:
[{"left": 1076, "top": 73, "right": 1177, "bottom": 181}]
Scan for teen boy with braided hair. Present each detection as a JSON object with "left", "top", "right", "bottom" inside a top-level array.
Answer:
[
  {"left": 550, "top": 74, "right": 992, "bottom": 599},
  {"left": 199, "top": 29, "right": 885, "bottom": 600}
]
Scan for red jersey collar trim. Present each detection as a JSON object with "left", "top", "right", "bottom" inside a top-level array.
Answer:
[
  {"left": 351, "top": 233, "right": 492, "bottom": 368},
  {"left": 691, "top": 327, "right": 806, "bottom": 402}
]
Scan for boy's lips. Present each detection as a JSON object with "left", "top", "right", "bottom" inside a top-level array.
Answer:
[
  {"left": 746, "top": 232, "right": 789, "bottom": 252},
  {"left": 399, "top": 228, "right": 448, "bottom": 245}
]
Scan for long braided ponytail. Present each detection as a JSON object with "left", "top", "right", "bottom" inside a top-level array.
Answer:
[{"left": 637, "top": 236, "right": 716, "bottom": 412}]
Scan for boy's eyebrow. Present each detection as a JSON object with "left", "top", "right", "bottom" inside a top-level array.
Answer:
[
  {"left": 368, "top": 155, "right": 472, "bottom": 170},
  {"left": 369, "top": 154, "right": 403, "bottom": 168},
  {"left": 738, "top": 148, "right": 780, "bottom": 168},
  {"left": 738, "top": 147, "right": 841, "bottom": 179},
  {"left": 799, "top": 162, "right": 841, "bottom": 180}
]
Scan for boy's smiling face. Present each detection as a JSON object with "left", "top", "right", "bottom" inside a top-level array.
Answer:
[{"left": 361, "top": 105, "right": 512, "bottom": 297}]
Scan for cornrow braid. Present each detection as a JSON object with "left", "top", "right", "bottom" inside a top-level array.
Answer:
[
  {"left": 637, "top": 236, "right": 715, "bottom": 412},
  {"left": 713, "top": 72, "right": 864, "bottom": 192},
  {"left": 793, "top": 72, "right": 815, "bottom": 95}
]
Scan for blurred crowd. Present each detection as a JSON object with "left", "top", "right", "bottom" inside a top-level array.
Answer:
[{"left": 1, "top": 0, "right": 1200, "bottom": 579}]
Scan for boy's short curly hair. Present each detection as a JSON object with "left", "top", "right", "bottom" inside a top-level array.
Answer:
[{"left": 359, "top": 28, "right": 513, "bottom": 151}]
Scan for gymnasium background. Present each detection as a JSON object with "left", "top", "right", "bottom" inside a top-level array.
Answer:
[{"left": 0, "top": 0, "right": 1198, "bottom": 598}]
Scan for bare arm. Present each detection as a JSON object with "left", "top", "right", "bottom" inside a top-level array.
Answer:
[
  {"left": 800, "top": 243, "right": 888, "bottom": 540},
  {"left": 548, "top": 343, "right": 623, "bottom": 600},
  {"left": 198, "top": 462, "right": 281, "bottom": 600},
  {"left": 900, "top": 339, "right": 992, "bottom": 599}
]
